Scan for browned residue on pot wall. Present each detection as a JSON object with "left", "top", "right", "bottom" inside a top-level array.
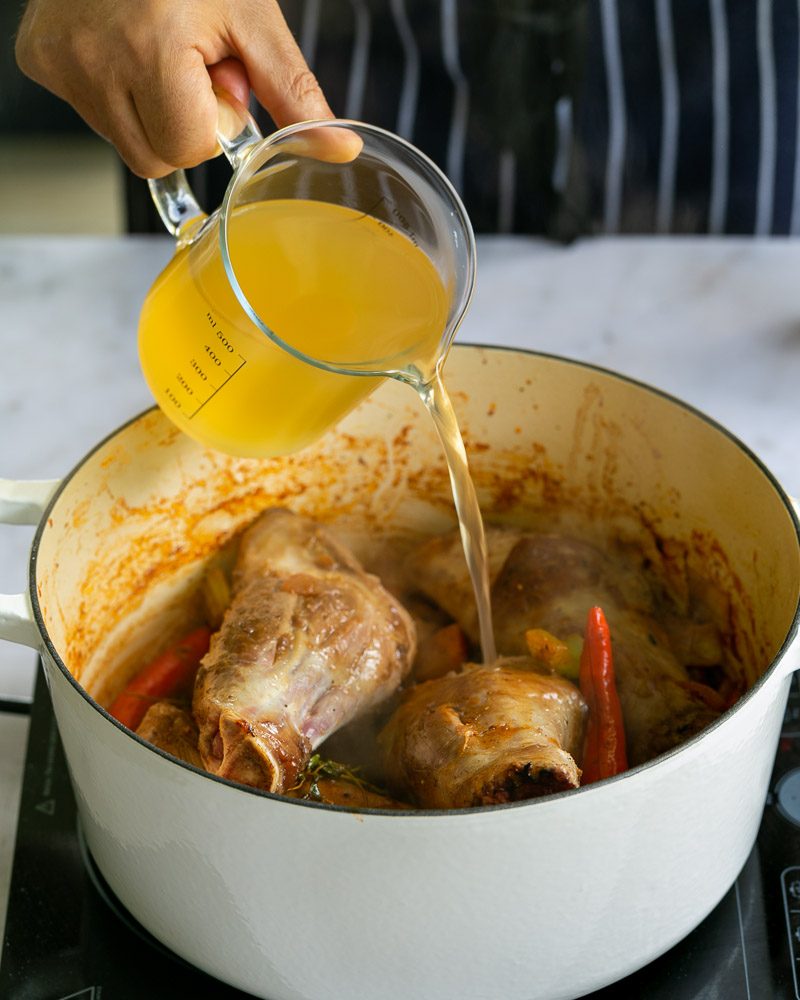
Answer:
[{"left": 33, "top": 351, "right": 792, "bottom": 706}]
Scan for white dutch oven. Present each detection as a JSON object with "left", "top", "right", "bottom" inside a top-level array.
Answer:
[{"left": 1, "top": 345, "right": 799, "bottom": 1000}]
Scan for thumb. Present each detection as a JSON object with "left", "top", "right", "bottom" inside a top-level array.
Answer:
[{"left": 231, "top": 2, "right": 333, "bottom": 127}]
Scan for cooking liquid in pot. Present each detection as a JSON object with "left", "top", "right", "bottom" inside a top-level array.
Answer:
[{"left": 139, "top": 197, "right": 496, "bottom": 661}]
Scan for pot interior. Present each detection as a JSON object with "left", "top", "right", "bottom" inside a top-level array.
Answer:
[{"left": 32, "top": 346, "right": 800, "bottom": 711}]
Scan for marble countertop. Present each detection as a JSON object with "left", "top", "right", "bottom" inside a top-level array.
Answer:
[{"left": 2, "top": 233, "right": 800, "bottom": 944}]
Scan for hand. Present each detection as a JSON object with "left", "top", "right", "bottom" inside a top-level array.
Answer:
[{"left": 15, "top": 0, "right": 333, "bottom": 178}]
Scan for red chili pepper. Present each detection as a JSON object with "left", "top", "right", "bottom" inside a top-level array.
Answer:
[
  {"left": 108, "top": 626, "right": 212, "bottom": 730},
  {"left": 578, "top": 606, "right": 628, "bottom": 784}
]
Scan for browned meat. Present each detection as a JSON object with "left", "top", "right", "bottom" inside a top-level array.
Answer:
[
  {"left": 403, "top": 524, "right": 522, "bottom": 638},
  {"left": 193, "top": 508, "right": 416, "bottom": 793},
  {"left": 409, "top": 529, "right": 722, "bottom": 765},
  {"left": 490, "top": 536, "right": 721, "bottom": 764},
  {"left": 489, "top": 535, "right": 655, "bottom": 646},
  {"left": 379, "top": 658, "right": 587, "bottom": 809},
  {"left": 136, "top": 701, "right": 203, "bottom": 768}
]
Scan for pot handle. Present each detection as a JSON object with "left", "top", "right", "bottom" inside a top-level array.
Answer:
[
  {"left": 0, "top": 477, "right": 60, "bottom": 649},
  {"left": 0, "top": 477, "right": 60, "bottom": 524}
]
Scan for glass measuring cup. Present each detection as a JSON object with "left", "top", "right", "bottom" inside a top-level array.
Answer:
[{"left": 141, "top": 93, "right": 476, "bottom": 458}]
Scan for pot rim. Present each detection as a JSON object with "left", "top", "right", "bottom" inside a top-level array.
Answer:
[{"left": 27, "top": 343, "right": 800, "bottom": 818}]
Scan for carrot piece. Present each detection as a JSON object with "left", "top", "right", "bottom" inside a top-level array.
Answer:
[
  {"left": 414, "top": 623, "right": 469, "bottom": 682},
  {"left": 578, "top": 607, "right": 628, "bottom": 784},
  {"left": 108, "top": 626, "right": 212, "bottom": 730},
  {"left": 678, "top": 679, "right": 728, "bottom": 713}
]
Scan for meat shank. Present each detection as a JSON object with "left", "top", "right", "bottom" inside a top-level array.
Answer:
[
  {"left": 380, "top": 658, "right": 586, "bottom": 808},
  {"left": 406, "top": 530, "right": 722, "bottom": 765},
  {"left": 193, "top": 508, "right": 416, "bottom": 793}
]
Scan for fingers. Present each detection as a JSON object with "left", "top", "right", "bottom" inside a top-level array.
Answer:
[
  {"left": 226, "top": 1, "right": 362, "bottom": 163},
  {"left": 207, "top": 57, "right": 251, "bottom": 108},
  {"left": 276, "top": 126, "right": 364, "bottom": 166},
  {"left": 16, "top": 0, "right": 210, "bottom": 176},
  {"left": 230, "top": 1, "right": 334, "bottom": 127},
  {"left": 130, "top": 47, "right": 220, "bottom": 176},
  {"left": 70, "top": 50, "right": 217, "bottom": 177},
  {"left": 98, "top": 91, "right": 178, "bottom": 178},
  {"left": 15, "top": 0, "right": 340, "bottom": 178}
]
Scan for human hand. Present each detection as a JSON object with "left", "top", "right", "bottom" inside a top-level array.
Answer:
[{"left": 15, "top": 0, "right": 333, "bottom": 178}]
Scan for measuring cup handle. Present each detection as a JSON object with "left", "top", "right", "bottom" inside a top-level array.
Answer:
[
  {"left": 147, "top": 89, "right": 263, "bottom": 240},
  {"left": 214, "top": 90, "right": 264, "bottom": 165},
  {"left": 146, "top": 169, "right": 205, "bottom": 240}
]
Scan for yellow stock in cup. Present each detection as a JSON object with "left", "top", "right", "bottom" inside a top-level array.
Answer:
[
  {"left": 143, "top": 103, "right": 474, "bottom": 459},
  {"left": 138, "top": 198, "right": 449, "bottom": 457}
]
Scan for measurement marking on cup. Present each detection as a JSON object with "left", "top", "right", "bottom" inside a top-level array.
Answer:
[
  {"left": 190, "top": 358, "right": 211, "bottom": 382},
  {"left": 352, "top": 195, "right": 387, "bottom": 224},
  {"left": 187, "top": 356, "right": 246, "bottom": 420},
  {"left": 164, "top": 387, "right": 182, "bottom": 410},
  {"left": 176, "top": 373, "right": 194, "bottom": 396},
  {"left": 350, "top": 196, "right": 420, "bottom": 245},
  {"left": 353, "top": 196, "right": 399, "bottom": 238},
  {"left": 391, "top": 205, "right": 419, "bottom": 247}
]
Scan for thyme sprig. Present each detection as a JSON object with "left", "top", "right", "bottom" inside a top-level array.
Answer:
[{"left": 289, "top": 754, "right": 388, "bottom": 802}]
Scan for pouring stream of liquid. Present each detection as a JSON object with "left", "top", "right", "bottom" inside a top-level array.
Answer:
[{"left": 416, "top": 368, "right": 497, "bottom": 665}]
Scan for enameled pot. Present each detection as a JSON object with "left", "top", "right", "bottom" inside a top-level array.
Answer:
[{"left": 2, "top": 345, "right": 799, "bottom": 1000}]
